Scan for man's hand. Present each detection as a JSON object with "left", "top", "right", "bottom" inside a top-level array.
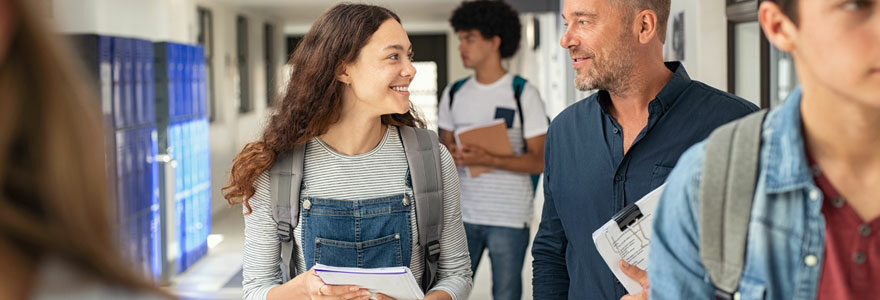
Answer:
[
  {"left": 619, "top": 259, "right": 649, "bottom": 300},
  {"left": 457, "top": 144, "right": 494, "bottom": 167}
]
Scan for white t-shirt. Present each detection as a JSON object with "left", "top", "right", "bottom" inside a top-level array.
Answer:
[{"left": 438, "top": 73, "right": 549, "bottom": 228}]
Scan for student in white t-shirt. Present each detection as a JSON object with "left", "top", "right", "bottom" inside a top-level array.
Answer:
[{"left": 438, "top": 1, "right": 549, "bottom": 299}]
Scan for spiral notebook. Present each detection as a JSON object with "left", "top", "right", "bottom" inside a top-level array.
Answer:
[{"left": 314, "top": 264, "right": 425, "bottom": 300}]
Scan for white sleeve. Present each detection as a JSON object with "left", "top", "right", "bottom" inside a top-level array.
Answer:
[
  {"left": 241, "top": 172, "right": 283, "bottom": 300},
  {"left": 437, "top": 84, "right": 455, "bottom": 132},
  {"left": 520, "top": 83, "right": 549, "bottom": 139}
]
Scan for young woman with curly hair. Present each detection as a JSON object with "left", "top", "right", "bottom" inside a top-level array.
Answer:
[{"left": 223, "top": 4, "right": 473, "bottom": 300}]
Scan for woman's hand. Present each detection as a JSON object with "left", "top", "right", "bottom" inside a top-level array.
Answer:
[{"left": 269, "top": 269, "right": 372, "bottom": 300}]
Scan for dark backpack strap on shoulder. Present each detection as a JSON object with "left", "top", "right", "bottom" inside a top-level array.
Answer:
[
  {"left": 512, "top": 75, "right": 528, "bottom": 153},
  {"left": 699, "top": 110, "right": 767, "bottom": 298},
  {"left": 398, "top": 126, "right": 444, "bottom": 290},
  {"left": 447, "top": 77, "right": 470, "bottom": 110},
  {"left": 511, "top": 75, "right": 542, "bottom": 191},
  {"left": 270, "top": 144, "right": 305, "bottom": 282}
]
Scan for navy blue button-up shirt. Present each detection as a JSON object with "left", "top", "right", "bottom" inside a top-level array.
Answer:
[{"left": 532, "top": 62, "right": 759, "bottom": 300}]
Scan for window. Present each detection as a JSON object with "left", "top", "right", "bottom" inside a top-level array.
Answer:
[
  {"left": 264, "top": 23, "right": 275, "bottom": 107},
  {"left": 236, "top": 15, "right": 252, "bottom": 113},
  {"left": 196, "top": 7, "right": 215, "bottom": 121}
]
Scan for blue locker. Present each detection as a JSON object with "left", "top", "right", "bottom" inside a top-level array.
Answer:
[
  {"left": 112, "top": 38, "right": 124, "bottom": 128},
  {"left": 121, "top": 38, "right": 135, "bottom": 128},
  {"left": 97, "top": 36, "right": 114, "bottom": 121},
  {"left": 167, "top": 44, "right": 177, "bottom": 118},
  {"left": 193, "top": 48, "right": 202, "bottom": 116},
  {"left": 130, "top": 129, "right": 140, "bottom": 218},
  {"left": 191, "top": 46, "right": 200, "bottom": 118},
  {"left": 166, "top": 44, "right": 174, "bottom": 119},
  {"left": 182, "top": 46, "right": 191, "bottom": 118},
  {"left": 182, "top": 121, "right": 192, "bottom": 268},
  {"left": 149, "top": 128, "right": 161, "bottom": 280},
  {"left": 134, "top": 129, "right": 143, "bottom": 217},
  {"left": 115, "top": 130, "right": 126, "bottom": 226},
  {"left": 175, "top": 44, "right": 185, "bottom": 119},
  {"left": 202, "top": 120, "right": 211, "bottom": 237},
  {"left": 172, "top": 123, "right": 186, "bottom": 273},
  {"left": 125, "top": 130, "right": 136, "bottom": 264},
  {"left": 133, "top": 41, "right": 144, "bottom": 127},
  {"left": 143, "top": 41, "right": 155, "bottom": 124}
]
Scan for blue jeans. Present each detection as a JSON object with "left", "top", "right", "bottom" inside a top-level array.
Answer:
[{"left": 465, "top": 222, "right": 530, "bottom": 300}]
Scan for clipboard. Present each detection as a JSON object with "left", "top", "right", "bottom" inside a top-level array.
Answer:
[{"left": 591, "top": 184, "right": 665, "bottom": 294}]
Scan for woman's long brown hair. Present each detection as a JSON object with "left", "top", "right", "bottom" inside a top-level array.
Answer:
[
  {"left": 223, "top": 3, "right": 425, "bottom": 214},
  {"left": 0, "top": 0, "right": 169, "bottom": 297}
]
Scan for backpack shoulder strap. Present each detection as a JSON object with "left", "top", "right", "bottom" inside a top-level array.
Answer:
[
  {"left": 511, "top": 75, "right": 544, "bottom": 192},
  {"left": 699, "top": 110, "right": 767, "bottom": 298},
  {"left": 512, "top": 75, "right": 527, "bottom": 102},
  {"left": 398, "top": 126, "right": 444, "bottom": 290},
  {"left": 447, "top": 77, "right": 470, "bottom": 109},
  {"left": 270, "top": 144, "right": 305, "bottom": 282},
  {"left": 511, "top": 75, "right": 528, "bottom": 153}
]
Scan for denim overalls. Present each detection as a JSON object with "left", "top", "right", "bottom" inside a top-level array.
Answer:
[{"left": 301, "top": 172, "right": 414, "bottom": 270}]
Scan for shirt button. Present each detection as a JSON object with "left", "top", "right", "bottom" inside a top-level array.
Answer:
[
  {"left": 804, "top": 255, "right": 819, "bottom": 267},
  {"left": 615, "top": 175, "right": 622, "bottom": 182},
  {"left": 859, "top": 224, "right": 872, "bottom": 237},
  {"left": 303, "top": 199, "right": 312, "bottom": 210},
  {"left": 854, "top": 252, "right": 867, "bottom": 264},
  {"left": 808, "top": 189, "right": 821, "bottom": 201},
  {"left": 832, "top": 196, "right": 845, "bottom": 208},
  {"left": 612, "top": 128, "right": 620, "bottom": 134},
  {"left": 733, "top": 292, "right": 742, "bottom": 300}
]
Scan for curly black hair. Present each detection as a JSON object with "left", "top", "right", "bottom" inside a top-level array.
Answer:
[{"left": 450, "top": 0, "right": 521, "bottom": 59}]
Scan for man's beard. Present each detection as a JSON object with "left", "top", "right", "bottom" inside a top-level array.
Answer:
[{"left": 574, "top": 41, "right": 636, "bottom": 94}]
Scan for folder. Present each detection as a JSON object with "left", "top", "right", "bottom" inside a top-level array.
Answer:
[
  {"left": 453, "top": 119, "right": 513, "bottom": 178},
  {"left": 314, "top": 264, "right": 425, "bottom": 300}
]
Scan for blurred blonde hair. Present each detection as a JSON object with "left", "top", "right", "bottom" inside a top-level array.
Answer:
[{"left": 0, "top": 0, "right": 170, "bottom": 297}]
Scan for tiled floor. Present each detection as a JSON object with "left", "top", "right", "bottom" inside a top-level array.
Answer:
[
  {"left": 170, "top": 193, "right": 544, "bottom": 300},
  {"left": 169, "top": 208, "right": 245, "bottom": 300}
]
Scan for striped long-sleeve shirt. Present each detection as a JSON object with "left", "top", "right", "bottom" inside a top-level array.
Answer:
[{"left": 241, "top": 126, "right": 473, "bottom": 300}]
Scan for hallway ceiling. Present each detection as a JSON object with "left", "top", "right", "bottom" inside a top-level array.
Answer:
[{"left": 208, "top": 0, "right": 460, "bottom": 24}]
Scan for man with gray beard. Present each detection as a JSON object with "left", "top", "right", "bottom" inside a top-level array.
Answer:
[{"left": 530, "top": 0, "right": 758, "bottom": 299}]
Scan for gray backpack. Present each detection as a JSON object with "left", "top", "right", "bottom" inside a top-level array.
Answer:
[
  {"left": 269, "top": 126, "right": 445, "bottom": 290},
  {"left": 699, "top": 110, "right": 768, "bottom": 300}
]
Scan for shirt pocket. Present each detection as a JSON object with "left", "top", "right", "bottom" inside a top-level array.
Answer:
[{"left": 650, "top": 164, "right": 675, "bottom": 187}]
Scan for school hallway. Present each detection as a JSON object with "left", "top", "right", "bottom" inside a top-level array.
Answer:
[{"left": 39, "top": 0, "right": 791, "bottom": 298}]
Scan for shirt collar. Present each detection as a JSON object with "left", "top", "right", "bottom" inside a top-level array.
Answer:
[
  {"left": 598, "top": 62, "right": 692, "bottom": 115},
  {"left": 761, "top": 87, "right": 814, "bottom": 194}
]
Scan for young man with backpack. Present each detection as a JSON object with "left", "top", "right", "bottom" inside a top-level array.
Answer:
[
  {"left": 438, "top": 1, "right": 548, "bottom": 299},
  {"left": 647, "top": 0, "right": 880, "bottom": 299}
]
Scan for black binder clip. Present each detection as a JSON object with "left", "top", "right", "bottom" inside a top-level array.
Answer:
[{"left": 613, "top": 203, "right": 644, "bottom": 231}]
